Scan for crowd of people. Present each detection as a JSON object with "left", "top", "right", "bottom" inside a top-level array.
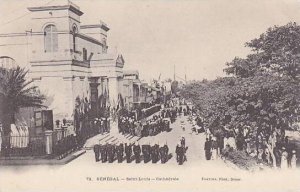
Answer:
[
  {"left": 202, "top": 124, "right": 298, "bottom": 170},
  {"left": 93, "top": 141, "right": 170, "bottom": 164},
  {"left": 269, "top": 136, "right": 297, "bottom": 169},
  {"left": 204, "top": 137, "right": 223, "bottom": 160},
  {"left": 118, "top": 115, "right": 171, "bottom": 137},
  {"left": 92, "top": 118, "right": 111, "bottom": 135}
]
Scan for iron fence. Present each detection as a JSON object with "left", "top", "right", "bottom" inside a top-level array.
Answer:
[{"left": 0, "top": 135, "right": 46, "bottom": 157}]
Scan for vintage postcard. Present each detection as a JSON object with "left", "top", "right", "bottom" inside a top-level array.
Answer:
[{"left": 0, "top": 0, "right": 300, "bottom": 191}]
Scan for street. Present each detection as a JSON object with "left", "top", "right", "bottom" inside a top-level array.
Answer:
[
  {"left": 1, "top": 114, "right": 300, "bottom": 192},
  {"left": 70, "top": 113, "right": 224, "bottom": 166}
]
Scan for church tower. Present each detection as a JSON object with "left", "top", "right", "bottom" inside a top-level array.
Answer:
[{"left": 27, "top": 1, "right": 90, "bottom": 120}]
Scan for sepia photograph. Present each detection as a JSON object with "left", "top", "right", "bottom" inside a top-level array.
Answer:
[{"left": 0, "top": 0, "right": 300, "bottom": 191}]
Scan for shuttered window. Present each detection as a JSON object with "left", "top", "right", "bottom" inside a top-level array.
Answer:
[
  {"left": 44, "top": 25, "right": 58, "bottom": 52},
  {"left": 83, "top": 48, "right": 87, "bottom": 61},
  {"left": 73, "top": 25, "right": 77, "bottom": 52}
]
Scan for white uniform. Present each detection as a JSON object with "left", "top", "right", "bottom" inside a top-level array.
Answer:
[
  {"left": 281, "top": 151, "right": 289, "bottom": 170},
  {"left": 290, "top": 154, "right": 297, "bottom": 169}
]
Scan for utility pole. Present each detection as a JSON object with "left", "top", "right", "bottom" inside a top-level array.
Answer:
[
  {"left": 173, "top": 64, "right": 176, "bottom": 81},
  {"left": 185, "top": 65, "right": 187, "bottom": 83}
]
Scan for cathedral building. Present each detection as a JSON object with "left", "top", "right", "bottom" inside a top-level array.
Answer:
[{"left": 0, "top": 1, "right": 134, "bottom": 124}]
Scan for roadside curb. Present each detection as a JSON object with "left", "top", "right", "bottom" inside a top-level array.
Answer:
[{"left": 0, "top": 150, "right": 86, "bottom": 166}]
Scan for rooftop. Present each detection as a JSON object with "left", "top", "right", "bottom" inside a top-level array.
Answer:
[{"left": 123, "top": 70, "right": 139, "bottom": 77}]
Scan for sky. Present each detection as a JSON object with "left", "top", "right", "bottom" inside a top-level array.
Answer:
[{"left": 1, "top": 0, "right": 300, "bottom": 82}]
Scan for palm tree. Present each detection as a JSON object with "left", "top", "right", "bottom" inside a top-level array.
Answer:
[{"left": 0, "top": 66, "right": 45, "bottom": 136}]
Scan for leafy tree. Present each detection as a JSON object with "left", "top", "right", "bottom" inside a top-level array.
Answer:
[
  {"left": 181, "top": 22, "right": 300, "bottom": 167},
  {"left": 226, "top": 22, "right": 300, "bottom": 79},
  {"left": 0, "top": 66, "right": 45, "bottom": 135}
]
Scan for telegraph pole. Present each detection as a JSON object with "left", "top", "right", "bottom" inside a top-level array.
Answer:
[
  {"left": 185, "top": 66, "right": 187, "bottom": 83},
  {"left": 173, "top": 64, "right": 176, "bottom": 81}
]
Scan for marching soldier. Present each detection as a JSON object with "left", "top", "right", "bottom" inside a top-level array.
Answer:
[
  {"left": 133, "top": 142, "right": 142, "bottom": 163},
  {"left": 101, "top": 142, "right": 108, "bottom": 163},
  {"left": 142, "top": 143, "right": 151, "bottom": 163},
  {"left": 155, "top": 144, "right": 160, "bottom": 163},
  {"left": 151, "top": 143, "right": 160, "bottom": 163},
  {"left": 151, "top": 144, "right": 156, "bottom": 163},
  {"left": 107, "top": 141, "right": 115, "bottom": 163},
  {"left": 116, "top": 142, "right": 124, "bottom": 163},
  {"left": 160, "top": 143, "right": 169, "bottom": 164},
  {"left": 176, "top": 142, "right": 186, "bottom": 165},
  {"left": 93, "top": 144, "right": 100, "bottom": 162},
  {"left": 125, "top": 143, "right": 132, "bottom": 163}
]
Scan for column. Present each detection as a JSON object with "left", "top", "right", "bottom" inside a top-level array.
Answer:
[
  {"left": 89, "top": 77, "right": 100, "bottom": 118},
  {"left": 45, "top": 130, "right": 53, "bottom": 155}
]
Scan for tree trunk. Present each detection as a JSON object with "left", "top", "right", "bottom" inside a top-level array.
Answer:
[{"left": 265, "top": 142, "right": 277, "bottom": 168}]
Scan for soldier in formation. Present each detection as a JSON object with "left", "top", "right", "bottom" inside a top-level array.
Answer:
[
  {"left": 93, "top": 141, "right": 170, "bottom": 164},
  {"left": 116, "top": 142, "right": 124, "bottom": 163},
  {"left": 133, "top": 142, "right": 141, "bottom": 163}
]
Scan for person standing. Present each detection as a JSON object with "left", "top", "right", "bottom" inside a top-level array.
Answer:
[
  {"left": 159, "top": 145, "right": 165, "bottom": 164},
  {"left": 116, "top": 142, "right": 124, "bottom": 163},
  {"left": 154, "top": 143, "right": 160, "bottom": 163},
  {"left": 133, "top": 142, "right": 141, "bottom": 163},
  {"left": 211, "top": 138, "right": 218, "bottom": 160},
  {"left": 151, "top": 144, "right": 156, "bottom": 163},
  {"left": 281, "top": 147, "right": 289, "bottom": 170},
  {"left": 101, "top": 143, "right": 108, "bottom": 163},
  {"left": 93, "top": 144, "right": 100, "bottom": 162},
  {"left": 180, "top": 137, "right": 186, "bottom": 148},
  {"left": 217, "top": 135, "right": 224, "bottom": 155},
  {"left": 204, "top": 138, "right": 212, "bottom": 160},
  {"left": 107, "top": 142, "right": 115, "bottom": 163},
  {"left": 290, "top": 150, "right": 297, "bottom": 170},
  {"left": 125, "top": 143, "right": 132, "bottom": 163},
  {"left": 142, "top": 143, "right": 151, "bottom": 163},
  {"left": 160, "top": 143, "right": 169, "bottom": 164},
  {"left": 175, "top": 142, "right": 181, "bottom": 163},
  {"left": 176, "top": 143, "right": 185, "bottom": 165}
]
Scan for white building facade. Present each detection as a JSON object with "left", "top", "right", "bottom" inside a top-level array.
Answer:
[{"left": 0, "top": 1, "right": 127, "bottom": 123}]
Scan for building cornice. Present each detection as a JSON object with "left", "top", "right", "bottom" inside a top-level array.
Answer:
[
  {"left": 32, "top": 15, "right": 81, "bottom": 24},
  {"left": 76, "top": 33, "right": 103, "bottom": 46},
  {"left": 28, "top": 5, "right": 84, "bottom": 16},
  {"left": 81, "top": 23, "right": 110, "bottom": 32}
]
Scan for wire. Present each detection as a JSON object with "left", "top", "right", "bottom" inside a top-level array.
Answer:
[
  {"left": 0, "top": 1, "right": 29, "bottom": 18},
  {"left": 0, "top": 0, "right": 56, "bottom": 29},
  {"left": 0, "top": 12, "right": 31, "bottom": 29}
]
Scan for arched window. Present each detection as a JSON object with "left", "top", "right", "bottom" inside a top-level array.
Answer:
[
  {"left": 44, "top": 24, "right": 58, "bottom": 52},
  {"left": 72, "top": 25, "right": 78, "bottom": 52},
  {"left": 0, "top": 56, "right": 17, "bottom": 69}
]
